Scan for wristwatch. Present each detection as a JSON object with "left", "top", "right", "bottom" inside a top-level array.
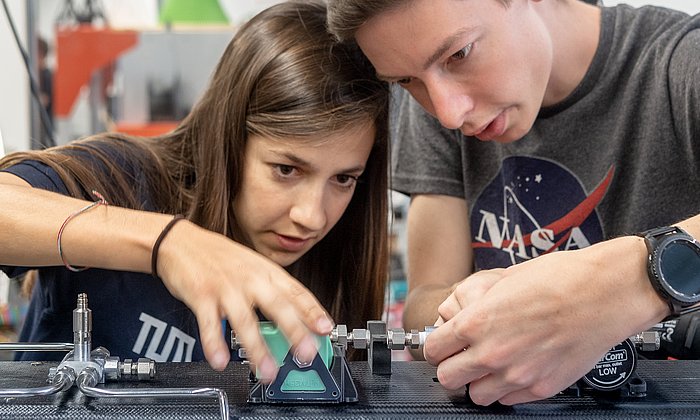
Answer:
[{"left": 639, "top": 226, "right": 700, "bottom": 317}]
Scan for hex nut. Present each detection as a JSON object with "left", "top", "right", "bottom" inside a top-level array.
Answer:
[
  {"left": 352, "top": 328, "right": 368, "bottom": 349},
  {"left": 136, "top": 358, "right": 156, "bottom": 380},
  {"left": 335, "top": 324, "right": 348, "bottom": 347},
  {"left": 104, "top": 357, "right": 121, "bottom": 381},
  {"left": 121, "top": 358, "right": 133, "bottom": 376},
  {"left": 388, "top": 328, "right": 406, "bottom": 350},
  {"left": 640, "top": 331, "right": 660, "bottom": 352},
  {"left": 410, "top": 329, "right": 421, "bottom": 349}
]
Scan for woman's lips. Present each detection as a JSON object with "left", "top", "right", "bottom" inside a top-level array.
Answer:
[{"left": 275, "top": 234, "right": 311, "bottom": 252}]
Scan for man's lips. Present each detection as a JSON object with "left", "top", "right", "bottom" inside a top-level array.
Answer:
[{"left": 464, "top": 110, "right": 507, "bottom": 140}]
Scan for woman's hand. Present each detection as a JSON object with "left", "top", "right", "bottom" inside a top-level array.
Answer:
[{"left": 154, "top": 219, "right": 333, "bottom": 382}]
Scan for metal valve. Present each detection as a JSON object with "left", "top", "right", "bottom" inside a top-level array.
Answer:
[{"left": 330, "top": 324, "right": 432, "bottom": 350}]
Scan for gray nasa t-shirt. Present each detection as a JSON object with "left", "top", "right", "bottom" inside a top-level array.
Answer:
[{"left": 391, "top": 5, "right": 700, "bottom": 270}]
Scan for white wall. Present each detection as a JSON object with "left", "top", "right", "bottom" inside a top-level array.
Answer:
[
  {"left": 604, "top": 0, "right": 700, "bottom": 14},
  {"left": 0, "top": 0, "right": 30, "bottom": 153}
]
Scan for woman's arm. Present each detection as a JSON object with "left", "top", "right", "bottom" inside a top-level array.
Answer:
[{"left": 0, "top": 173, "right": 333, "bottom": 381}]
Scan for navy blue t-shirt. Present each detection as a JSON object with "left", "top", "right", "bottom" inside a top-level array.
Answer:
[{"left": 1, "top": 159, "right": 230, "bottom": 363}]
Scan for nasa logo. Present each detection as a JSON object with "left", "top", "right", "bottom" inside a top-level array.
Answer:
[{"left": 471, "top": 156, "right": 612, "bottom": 268}]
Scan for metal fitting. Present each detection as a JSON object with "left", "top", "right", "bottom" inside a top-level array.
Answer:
[
  {"left": 104, "top": 357, "right": 121, "bottom": 381},
  {"left": 387, "top": 329, "right": 406, "bottom": 350},
  {"left": 349, "top": 328, "right": 368, "bottom": 349},
  {"left": 406, "top": 329, "right": 421, "bottom": 349},
  {"left": 333, "top": 325, "right": 348, "bottom": 348},
  {"left": 632, "top": 331, "right": 660, "bottom": 352},
  {"left": 121, "top": 359, "right": 135, "bottom": 377},
  {"left": 73, "top": 293, "right": 92, "bottom": 361},
  {"left": 136, "top": 358, "right": 156, "bottom": 380}
]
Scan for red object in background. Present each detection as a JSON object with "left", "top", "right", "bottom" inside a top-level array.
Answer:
[
  {"left": 55, "top": 26, "right": 138, "bottom": 117},
  {"left": 113, "top": 121, "right": 179, "bottom": 137}
]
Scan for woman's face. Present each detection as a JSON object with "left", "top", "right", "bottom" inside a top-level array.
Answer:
[{"left": 233, "top": 122, "right": 375, "bottom": 267}]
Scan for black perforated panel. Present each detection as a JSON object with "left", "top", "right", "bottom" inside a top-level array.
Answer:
[{"left": 1, "top": 360, "right": 699, "bottom": 419}]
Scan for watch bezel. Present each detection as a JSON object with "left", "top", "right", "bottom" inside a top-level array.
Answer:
[{"left": 646, "top": 230, "right": 700, "bottom": 308}]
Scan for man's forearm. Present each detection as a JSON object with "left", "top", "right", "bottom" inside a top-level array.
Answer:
[{"left": 402, "top": 283, "right": 455, "bottom": 359}]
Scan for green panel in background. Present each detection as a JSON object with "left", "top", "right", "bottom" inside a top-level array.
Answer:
[{"left": 159, "top": 0, "right": 229, "bottom": 25}]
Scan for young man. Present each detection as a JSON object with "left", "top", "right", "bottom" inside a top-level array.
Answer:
[{"left": 328, "top": 0, "right": 700, "bottom": 406}]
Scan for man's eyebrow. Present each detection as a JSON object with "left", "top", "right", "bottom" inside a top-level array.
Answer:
[
  {"left": 375, "top": 28, "right": 475, "bottom": 81},
  {"left": 423, "top": 28, "right": 474, "bottom": 71}
]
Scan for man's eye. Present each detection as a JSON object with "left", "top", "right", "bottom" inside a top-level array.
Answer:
[
  {"left": 451, "top": 43, "right": 473, "bottom": 60},
  {"left": 275, "top": 165, "right": 295, "bottom": 176},
  {"left": 397, "top": 77, "right": 413, "bottom": 85}
]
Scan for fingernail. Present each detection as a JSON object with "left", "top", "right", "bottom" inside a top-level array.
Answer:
[
  {"left": 295, "top": 335, "right": 318, "bottom": 365},
  {"left": 259, "top": 356, "right": 278, "bottom": 384},
  {"left": 211, "top": 351, "right": 229, "bottom": 371},
  {"left": 317, "top": 316, "right": 334, "bottom": 334}
]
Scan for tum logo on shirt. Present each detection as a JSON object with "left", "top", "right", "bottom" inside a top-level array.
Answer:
[
  {"left": 471, "top": 156, "right": 612, "bottom": 268},
  {"left": 133, "top": 312, "right": 196, "bottom": 362}
]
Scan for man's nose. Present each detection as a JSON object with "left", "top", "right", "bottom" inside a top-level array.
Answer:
[{"left": 425, "top": 76, "right": 475, "bottom": 130}]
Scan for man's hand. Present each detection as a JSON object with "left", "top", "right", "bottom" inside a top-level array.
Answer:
[{"left": 424, "top": 236, "right": 668, "bottom": 405}]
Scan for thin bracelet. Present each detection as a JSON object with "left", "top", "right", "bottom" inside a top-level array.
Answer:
[
  {"left": 151, "top": 215, "right": 186, "bottom": 280},
  {"left": 57, "top": 190, "right": 108, "bottom": 272}
]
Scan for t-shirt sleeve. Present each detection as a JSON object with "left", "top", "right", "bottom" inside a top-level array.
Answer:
[
  {"left": 0, "top": 161, "right": 68, "bottom": 278},
  {"left": 1, "top": 160, "right": 69, "bottom": 195},
  {"left": 390, "top": 87, "right": 466, "bottom": 198},
  {"left": 668, "top": 27, "right": 700, "bottom": 156}
]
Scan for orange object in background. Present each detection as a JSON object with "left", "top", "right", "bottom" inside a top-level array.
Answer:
[
  {"left": 113, "top": 121, "right": 179, "bottom": 137},
  {"left": 55, "top": 26, "right": 138, "bottom": 117}
]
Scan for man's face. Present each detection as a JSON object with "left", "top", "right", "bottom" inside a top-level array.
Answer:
[{"left": 356, "top": 0, "right": 553, "bottom": 143}]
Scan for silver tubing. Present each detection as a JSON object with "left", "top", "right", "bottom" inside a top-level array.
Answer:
[
  {"left": 77, "top": 368, "right": 230, "bottom": 420},
  {"left": 0, "top": 366, "right": 74, "bottom": 397},
  {"left": 0, "top": 342, "right": 74, "bottom": 351}
]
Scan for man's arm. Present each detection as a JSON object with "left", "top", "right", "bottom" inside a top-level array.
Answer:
[
  {"left": 424, "top": 214, "right": 700, "bottom": 405},
  {"left": 402, "top": 194, "right": 473, "bottom": 358}
]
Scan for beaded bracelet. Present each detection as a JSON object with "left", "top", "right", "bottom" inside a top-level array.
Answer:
[
  {"left": 57, "top": 190, "right": 108, "bottom": 272},
  {"left": 151, "top": 215, "right": 186, "bottom": 280}
]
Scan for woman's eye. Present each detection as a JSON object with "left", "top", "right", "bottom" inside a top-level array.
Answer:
[
  {"left": 451, "top": 43, "right": 473, "bottom": 61},
  {"left": 335, "top": 174, "right": 358, "bottom": 187}
]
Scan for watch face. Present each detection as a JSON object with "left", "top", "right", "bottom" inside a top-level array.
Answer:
[{"left": 659, "top": 239, "right": 700, "bottom": 302}]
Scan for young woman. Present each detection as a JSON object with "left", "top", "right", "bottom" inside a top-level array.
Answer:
[{"left": 0, "top": 1, "right": 389, "bottom": 383}]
